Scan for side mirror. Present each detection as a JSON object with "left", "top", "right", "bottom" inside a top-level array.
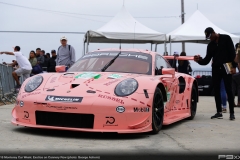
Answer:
[
  {"left": 162, "top": 68, "right": 175, "bottom": 78},
  {"left": 55, "top": 65, "right": 66, "bottom": 73}
]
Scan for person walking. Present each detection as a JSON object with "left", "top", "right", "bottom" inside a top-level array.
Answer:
[
  {"left": 0, "top": 46, "right": 32, "bottom": 89},
  {"left": 56, "top": 36, "right": 76, "bottom": 70},
  {"left": 47, "top": 50, "right": 57, "bottom": 72},
  {"left": 194, "top": 27, "right": 236, "bottom": 120}
]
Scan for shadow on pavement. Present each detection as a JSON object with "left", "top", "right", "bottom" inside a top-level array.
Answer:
[{"left": 11, "top": 127, "right": 150, "bottom": 140}]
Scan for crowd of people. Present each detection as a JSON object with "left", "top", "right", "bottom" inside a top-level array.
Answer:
[{"left": 0, "top": 36, "right": 76, "bottom": 89}]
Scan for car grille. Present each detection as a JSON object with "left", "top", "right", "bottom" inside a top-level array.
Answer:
[{"left": 35, "top": 111, "right": 94, "bottom": 129}]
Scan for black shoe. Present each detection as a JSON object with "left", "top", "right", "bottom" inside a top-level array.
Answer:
[
  {"left": 211, "top": 113, "right": 223, "bottom": 119},
  {"left": 230, "top": 114, "right": 235, "bottom": 120}
]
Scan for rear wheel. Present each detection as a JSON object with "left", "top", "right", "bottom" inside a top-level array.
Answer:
[
  {"left": 187, "top": 85, "right": 197, "bottom": 120},
  {"left": 151, "top": 88, "right": 164, "bottom": 134}
]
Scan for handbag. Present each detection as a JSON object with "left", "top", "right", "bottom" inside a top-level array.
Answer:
[{"left": 32, "top": 64, "right": 43, "bottom": 74}]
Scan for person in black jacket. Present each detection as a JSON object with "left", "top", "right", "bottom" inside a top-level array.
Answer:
[
  {"left": 168, "top": 52, "right": 178, "bottom": 71},
  {"left": 194, "top": 27, "right": 236, "bottom": 120},
  {"left": 177, "top": 52, "right": 190, "bottom": 74},
  {"left": 47, "top": 50, "right": 57, "bottom": 72}
]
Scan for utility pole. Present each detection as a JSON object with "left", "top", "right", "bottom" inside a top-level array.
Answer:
[{"left": 181, "top": 0, "right": 185, "bottom": 52}]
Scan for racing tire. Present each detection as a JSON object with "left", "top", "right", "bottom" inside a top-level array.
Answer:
[
  {"left": 187, "top": 85, "right": 197, "bottom": 120},
  {"left": 151, "top": 87, "right": 164, "bottom": 134}
]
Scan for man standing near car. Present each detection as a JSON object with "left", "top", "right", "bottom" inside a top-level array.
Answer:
[
  {"left": 36, "top": 48, "right": 44, "bottom": 68},
  {"left": 194, "top": 27, "right": 236, "bottom": 120},
  {"left": 0, "top": 46, "right": 32, "bottom": 89},
  {"left": 47, "top": 50, "right": 57, "bottom": 72},
  {"left": 56, "top": 36, "right": 76, "bottom": 69}
]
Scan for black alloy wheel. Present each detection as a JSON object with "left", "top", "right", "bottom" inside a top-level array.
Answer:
[
  {"left": 187, "top": 85, "right": 197, "bottom": 120},
  {"left": 151, "top": 88, "right": 164, "bottom": 134}
]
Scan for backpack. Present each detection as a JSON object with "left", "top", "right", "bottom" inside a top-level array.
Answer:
[{"left": 58, "top": 45, "right": 71, "bottom": 52}]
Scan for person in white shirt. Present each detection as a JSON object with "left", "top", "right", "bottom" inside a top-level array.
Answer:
[{"left": 0, "top": 46, "right": 32, "bottom": 89}]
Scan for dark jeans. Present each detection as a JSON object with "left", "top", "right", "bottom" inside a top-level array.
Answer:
[
  {"left": 232, "top": 72, "right": 240, "bottom": 104},
  {"left": 212, "top": 66, "right": 234, "bottom": 114},
  {"left": 220, "top": 79, "right": 227, "bottom": 107}
]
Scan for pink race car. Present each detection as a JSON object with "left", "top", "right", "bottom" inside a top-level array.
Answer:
[{"left": 12, "top": 49, "right": 198, "bottom": 134}]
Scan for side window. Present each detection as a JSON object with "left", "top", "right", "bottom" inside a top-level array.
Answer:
[{"left": 155, "top": 55, "right": 169, "bottom": 75}]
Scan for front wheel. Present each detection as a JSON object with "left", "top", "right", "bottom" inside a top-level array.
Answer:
[
  {"left": 151, "top": 88, "right": 164, "bottom": 134},
  {"left": 187, "top": 85, "right": 197, "bottom": 120}
]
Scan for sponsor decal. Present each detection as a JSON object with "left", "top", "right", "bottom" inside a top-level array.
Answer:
[
  {"left": 167, "top": 92, "right": 171, "bottom": 102},
  {"left": 116, "top": 106, "right": 125, "bottom": 113},
  {"left": 103, "top": 117, "right": 118, "bottom": 127},
  {"left": 20, "top": 101, "right": 24, "bottom": 107},
  {"left": 133, "top": 107, "right": 150, "bottom": 112},
  {"left": 103, "top": 79, "right": 120, "bottom": 86},
  {"left": 75, "top": 72, "right": 101, "bottom": 79},
  {"left": 45, "top": 95, "right": 83, "bottom": 103},
  {"left": 98, "top": 94, "right": 124, "bottom": 104},
  {"left": 108, "top": 74, "right": 122, "bottom": 79},
  {"left": 23, "top": 111, "right": 29, "bottom": 120},
  {"left": 46, "top": 106, "right": 77, "bottom": 110},
  {"left": 22, "top": 92, "right": 41, "bottom": 99}
]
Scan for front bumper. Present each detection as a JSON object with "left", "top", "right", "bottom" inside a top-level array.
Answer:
[{"left": 12, "top": 93, "right": 154, "bottom": 133}]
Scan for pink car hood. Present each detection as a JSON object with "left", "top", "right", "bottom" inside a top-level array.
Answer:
[{"left": 41, "top": 72, "right": 154, "bottom": 95}]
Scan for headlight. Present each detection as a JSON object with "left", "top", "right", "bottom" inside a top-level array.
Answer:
[
  {"left": 115, "top": 78, "right": 138, "bottom": 96},
  {"left": 24, "top": 75, "right": 43, "bottom": 92}
]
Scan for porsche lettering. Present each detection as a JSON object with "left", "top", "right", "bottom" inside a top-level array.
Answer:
[{"left": 83, "top": 53, "right": 148, "bottom": 60}]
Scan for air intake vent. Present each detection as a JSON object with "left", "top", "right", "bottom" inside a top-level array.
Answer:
[
  {"left": 64, "top": 73, "right": 74, "bottom": 75},
  {"left": 71, "top": 84, "right": 80, "bottom": 88},
  {"left": 35, "top": 111, "right": 94, "bottom": 129}
]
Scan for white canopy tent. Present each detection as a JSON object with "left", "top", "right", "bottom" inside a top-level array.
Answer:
[
  {"left": 83, "top": 6, "right": 166, "bottom": 54},
  {"left": 167, "top": 10, "right": 240, "bottom": 54}
]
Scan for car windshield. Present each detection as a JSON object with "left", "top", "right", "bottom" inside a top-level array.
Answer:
[{"left": 68, "top": 52, "right": 152, "bottom": 75}]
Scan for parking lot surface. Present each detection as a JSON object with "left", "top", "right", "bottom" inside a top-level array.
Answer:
[{"left": 0, "top": 96, "right": 240, "bottom": 159}]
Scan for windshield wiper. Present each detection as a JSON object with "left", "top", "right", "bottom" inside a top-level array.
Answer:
[{"left": 101, "top": 51, "right": 121, "bottom": 72}]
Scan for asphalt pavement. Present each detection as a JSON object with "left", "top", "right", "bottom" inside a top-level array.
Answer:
[{"left": 0, "top": 96, "right": 240, "bottom": 160}]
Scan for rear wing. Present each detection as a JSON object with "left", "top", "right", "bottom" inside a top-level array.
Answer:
[{"left": 163, "top": 56, "right": 194, "bottom": 60}]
